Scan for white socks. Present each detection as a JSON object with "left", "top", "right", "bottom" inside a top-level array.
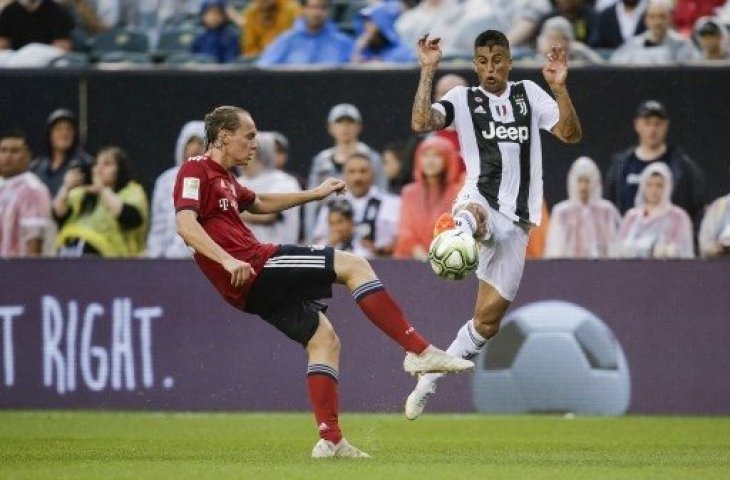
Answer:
[{"left": 416, "top": 319, "right": 487, "bottom": 391}]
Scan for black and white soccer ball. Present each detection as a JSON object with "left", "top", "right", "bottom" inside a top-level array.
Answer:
[
  {"left": 472, "top": 301, "right": 631, "bottom": 415},
  {"left": 428, "top": 229, "right": 479, "bottom": 280}
]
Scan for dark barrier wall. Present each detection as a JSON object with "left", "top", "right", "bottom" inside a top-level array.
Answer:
[
  {"left": 1, "top": 67, "right": 729, "bottom": 205},
  {"left": 0, "top": 259, "right": 728, "bottom": 414}
]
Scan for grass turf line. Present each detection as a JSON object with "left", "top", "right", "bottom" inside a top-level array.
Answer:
[{"left": 1, "top": 411, "right": 728, "bottom": 480}]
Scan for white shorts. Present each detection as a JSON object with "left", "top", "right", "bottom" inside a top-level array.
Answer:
[{"left": 452, "top": 186, "right": 529, "bottom": 301}]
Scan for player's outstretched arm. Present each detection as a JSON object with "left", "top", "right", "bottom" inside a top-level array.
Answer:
[
  {"left": 176, "top": 209, "right": 254, "bottom": 287},
  {"left": 248, "top": 177, "right": 346, "bottom": 214},
  {"left": 542, "top": 46, "right": 582, "bottom": 144},
  {"left": 412, "top": 34, "right": 447, "bottom": 133}
]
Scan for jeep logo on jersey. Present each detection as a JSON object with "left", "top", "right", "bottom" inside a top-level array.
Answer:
[{"left": 482, "top": 121, "right": 529, "bottom": 143}]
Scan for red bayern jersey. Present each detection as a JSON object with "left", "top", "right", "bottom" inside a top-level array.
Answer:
[{"left": 173, "top": 155, "right": 278, "bottom": 308}]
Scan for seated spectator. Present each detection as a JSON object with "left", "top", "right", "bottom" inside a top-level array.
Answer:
[
  {"left": 0, "top": 0, "right": 73, "bottom": 52},
  {"left": 381, "top": 140, "right": 412, "bottom": 195},
  {"left": 445, "top": 0, "right": 550, "bottom": 57},
  {"left": 305, "top": 103, "right": 386, "bottom": 239},
  {"left": 615, "top": 162, "right": 694, "bottom": 258},
  {"left": 395, "top": 0, "right": 463, "bottom": 55},
  {"left": 693, "top": 17, "right": 730, "bottom": 61},
  {"left": 0, "top": 129, "right": 53, "bottom": 257},
  {"left": 526, "top": 15, "right": 603, "bottom": 64},
  {"left": 610, "top": 0, "right": 698, "bottom": 64},
  {"left": 673, "top": 0, "right": 725, "bottom": 36},
  {"left": 545, "top": 157, "right": 621, "bottom": 258},
  {"left": 30, "top": 109, "right": 92, "bottom": 197},
  {"left": 312, "top": 152, "right": 400, "bottom": 258},
  {"left": 238, "top": 132, "right": 301, "bottom": 245},
  {"left": 257, "top": 0, "right": 353, "bottom": 66},
  {"left": 192, "top": 0, "right": 239, "bottom": 63},
  {"left": 591, "top": 0, "right": 647, "bottom": 49},
  {"left": 605, "top": 100, "right": 706, "bottom": 234},
  {"left": 394, "top": 136, "right": 461, "bottom": 260},
  {"left": 146, "top": 120, "right": 204, "bottom": 258},
  {"left": 535, "top": 0, "right": 599, "bottom": 46},
  {"left": 322, "top": 197, "right": 370, "bottom": 255},
  {"left": 698, "top": 164, "right": 730, "bottom": 257},
  {"left": 54, "top": 146, "right": 149, "bottom": 257},
  {"left": 351, "top": 2, "right": 413, "bottom": 63},
  {"left": 239, "top": 0, "right": 300, "bottom": 59}
]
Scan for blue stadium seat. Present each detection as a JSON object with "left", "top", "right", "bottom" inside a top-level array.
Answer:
[
  {"left": 91, "top": 29, "right": 150, "bottom": 55},
  {"left": 97, "top": 51, "right": 153, "bottom": 65},
  {"left": 154, "top": 27, "right": 203, "bottom": 60},
  {"left": 164, "top": 52, "right": 218, "bottom": 65},
  {"left": 50, "top": 52, "right": 90, "bottom": 68}
]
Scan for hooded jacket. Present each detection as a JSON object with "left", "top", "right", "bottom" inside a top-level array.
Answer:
[
  {"left": 616, "top": 162, "right": 694, "bottom": 258},
  {"left": 146, "top": 120, "right": 205, "bottom": 258},
  {"left": 30, "top": 109, "right": 92, "bottom": 196},
  {"left": 394, "top": 136, "right": 462, "bottom": 259},
  {"left": 545, "top": 157, "right": 622, "bottom": 258},
  {"left": 354, "top": 3, "right": 414, "bottom": 63}
]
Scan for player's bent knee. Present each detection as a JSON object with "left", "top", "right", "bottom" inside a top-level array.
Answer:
[
  {"left": 308, "top": 321, "right": 340, "bottom": 355},
  {"left": 335, "top": 250, "right": 375, "bottom": 282}
]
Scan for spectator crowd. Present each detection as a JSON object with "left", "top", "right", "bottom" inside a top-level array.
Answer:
[
  {"left": 2, "top": 94, "right": 729, "bottom": 261},
  {"left": 0, "top": 0, "right": 729, "bottom": 66}
]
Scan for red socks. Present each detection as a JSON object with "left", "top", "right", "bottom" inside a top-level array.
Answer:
[
  {"left": 353, "top": 280, "right": 429, "bottom": 354},
  {"left": 307, "top": 364, "right": 342, "bottom": 444}
]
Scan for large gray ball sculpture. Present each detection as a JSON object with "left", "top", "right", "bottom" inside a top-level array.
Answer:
[{"left": 472, "top": 301, "right": 630, "bottom": 414}]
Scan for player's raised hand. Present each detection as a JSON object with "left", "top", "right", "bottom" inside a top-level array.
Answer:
[
  {"left": 222, "top": 257, "right": 255, "bottom": 288},
  {"left": 542, "top": 45, "right": 568, "bottom": 88},
  {"left": 314, "top": 177, "right": 347, "bottom": 200},
  {"left": 417, "top": 34, "right": 442, "bottom": 70}
]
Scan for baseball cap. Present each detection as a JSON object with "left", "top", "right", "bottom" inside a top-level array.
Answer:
[
  {"left": 635, "top": 100, "right": 668, "bottom": 119},
  {"left": 46, "top": 108, "right": 77, "bottom": 127},
  {"left": 328, "top": 103, "right": 362, "bottom": 123},
  {"left": 698, "top": 20, "right": 722, "bottom": 36}
]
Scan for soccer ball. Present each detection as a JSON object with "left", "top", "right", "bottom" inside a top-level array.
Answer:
[
  {"left": 472, "top": 301, "right": 630, "bottom": 415},
  {"left": 427, "top": 229, "right": 478, "bottom": 280}
]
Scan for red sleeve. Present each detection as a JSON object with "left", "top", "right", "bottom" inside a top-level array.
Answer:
[
  {"left": 173, "top": 160, "right": 207, "bottom": 212},
  {"left": 234, "top": 180, "right": 256, "bottom": 212}
]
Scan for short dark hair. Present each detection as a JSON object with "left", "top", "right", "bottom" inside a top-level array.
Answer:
[
  {"left": 0, "top": 128, "right": 29, "bottom": 145},
  {"left": 204, "top": 106, "right": 248, "bottom": 148},
  {"left": 327, "top": 198, "right": 354, "bottom": 219},
  {"left": 474, "top": 30, "right": 510, "bottom": 52}
]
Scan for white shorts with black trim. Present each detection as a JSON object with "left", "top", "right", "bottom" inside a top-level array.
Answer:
[{"left": 452, "top": 185, "right": 529, "bottom": 301}]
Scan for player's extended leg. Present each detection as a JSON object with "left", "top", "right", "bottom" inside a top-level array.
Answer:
[
  {"left": 405, "top": 281, "right": 510, "bottom": 420},
  {"left": 333, "top": 250, "right": 474, "bottom": 374},
  {"left": 308, "top": 312, "right": 370, "bottom": 459}
]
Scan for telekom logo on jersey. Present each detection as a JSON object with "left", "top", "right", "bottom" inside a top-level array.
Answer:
[{"left": 482, "top": 121, "right": 530, "bottom": 144}]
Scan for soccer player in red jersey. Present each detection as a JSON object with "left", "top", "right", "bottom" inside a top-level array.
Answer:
[{"left": 173, "top": 106, "right": 474, "bottom": 458}]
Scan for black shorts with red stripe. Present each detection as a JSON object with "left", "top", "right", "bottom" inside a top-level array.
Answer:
[{"left": 245, "top": 245, "right": 336, "bottom": 346}]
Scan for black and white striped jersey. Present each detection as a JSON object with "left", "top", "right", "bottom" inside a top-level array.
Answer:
[{"left": 432, "top": 80, "right": 559, "bottom": 226}]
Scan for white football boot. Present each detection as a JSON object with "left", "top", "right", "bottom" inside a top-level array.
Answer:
[
  {"left": 403, "top": 345, "right": 474, "bottom": 375},
  {"left": 311, "top": 438, "right": 371, "bottom": 458},
  {"left": 404, "top": 383, "right": 437, "bottom": 420}
]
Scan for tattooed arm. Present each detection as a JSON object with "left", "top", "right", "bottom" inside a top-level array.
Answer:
[{"left": 412, "top": 34, "right": 447, "bottom": 133}]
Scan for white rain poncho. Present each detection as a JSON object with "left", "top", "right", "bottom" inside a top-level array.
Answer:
[
  {"left": 615, "top": 162, "right": 694, "bottom": 258},
  {"left": 238, "top": 132, "right": 301, "bottom": 245},
  {"left": 146, "top": 120, "right": 205, "bottom": 258},
  {"left": 545, "top": 157, "right": 621, "bottom": 258}
]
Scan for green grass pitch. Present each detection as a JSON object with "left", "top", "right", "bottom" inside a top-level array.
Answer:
[{"left": 1, "top": 411, "right": 728, "bottom": 479}]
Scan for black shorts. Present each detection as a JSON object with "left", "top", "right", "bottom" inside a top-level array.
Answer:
[{"left": 246, "top": 245, "right": 336, "bottom": 346}]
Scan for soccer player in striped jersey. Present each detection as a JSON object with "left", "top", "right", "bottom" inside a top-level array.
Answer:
[
  {"left": 173, "top": 106, "right": 474, "bottom": 458},
  {"left": 405, "top": 30, "right": 582, "bottom": 419}
]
